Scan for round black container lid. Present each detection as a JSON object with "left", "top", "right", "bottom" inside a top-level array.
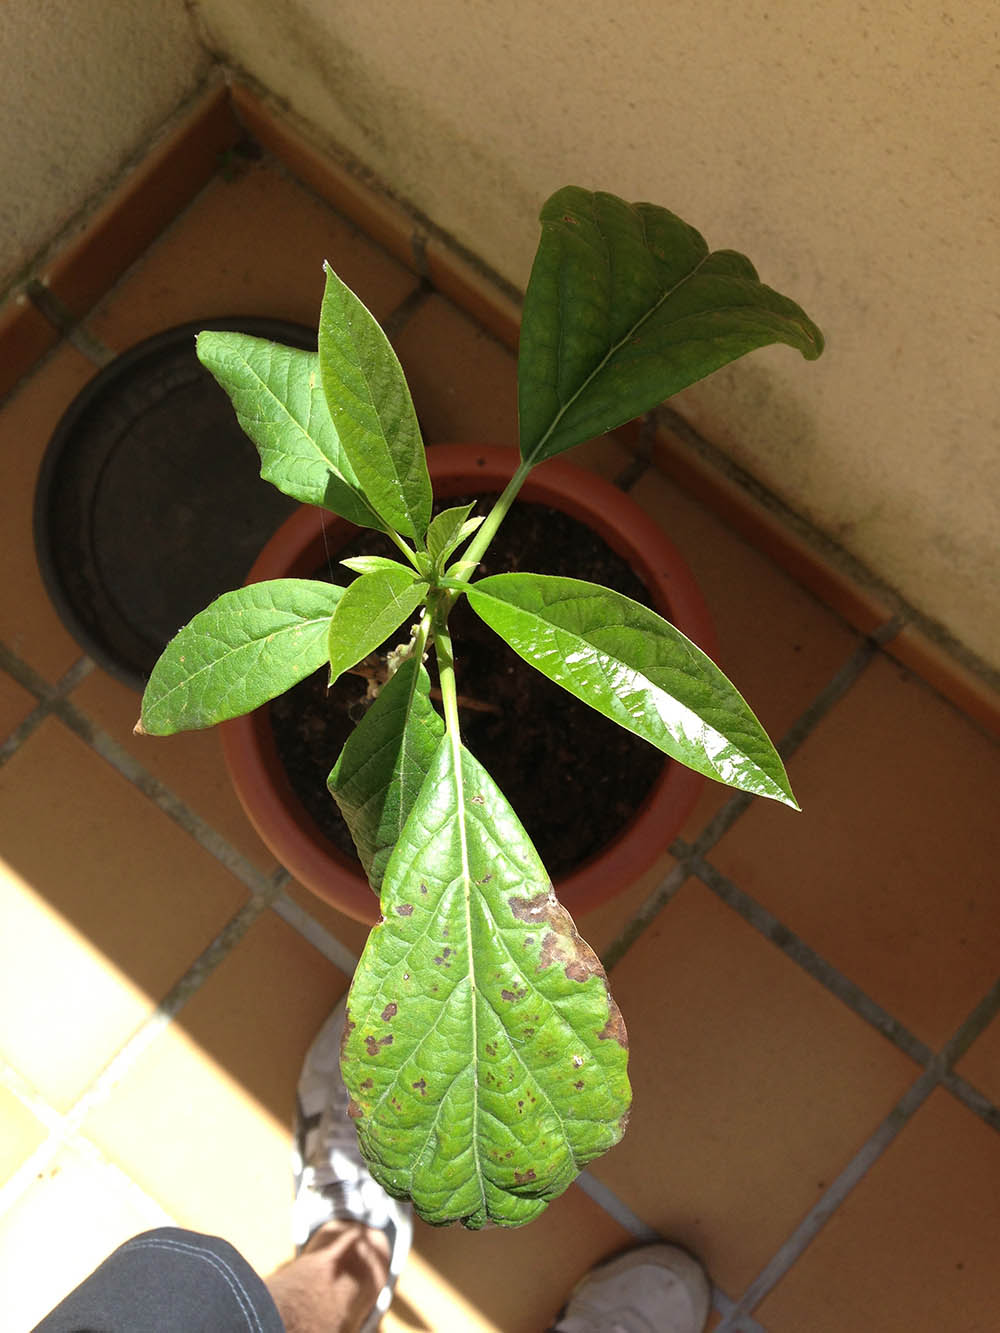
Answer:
[{"left": 34, "top": 318, "right": 314, "bottom": 692}]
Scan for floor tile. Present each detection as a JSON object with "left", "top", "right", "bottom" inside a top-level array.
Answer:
[
  {"left": 394, "top": 294, "right": 518, "bottom": 447},
  {"left": 0, "top": 1137, "right": 172, "bottom": 1333},
  {"left": 0, "top": 718, "right": 247, "bottom": 1107},
  {"left": 84, "top": 911, "right": 348, "bottom": 1277},
  {"left": 387, "top": 1185, "right": 631, "bottom": 1333},
  {"left": 587, "top": 881, "right": 919, "bottom": 1296},
  {"left": 0, "top": 1080, "right": 47, "bottom": 1183},
  {"left": 710, "top": 654, "right": 1000, "bottom": 1047},
  {"left": 85, "top": 161, "right": 419, "bottom": 352},
  {"left": 0, "top": 344, "right": 99, "bottom": 679},
  {"left": 757, "top": 1088, "right": 1000, "bottom": 1332},
  {"left": 954, "top": 1009, "right": 1000, "bottom": 1106},
  {"left": 0, "top": 675, "right": 39, "bottom": 741},
  {"left": 72, "top": 668, "right": 278, "bottom": 874},
  {"left": 0, "top": 292, "right": 59, "bottom": 400},
  {"left": 279, "top": 877, "right": 375, "bottom": 965}
]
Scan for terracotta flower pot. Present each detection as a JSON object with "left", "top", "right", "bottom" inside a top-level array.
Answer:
[{"left": 221, "top": 445, "right": 715, "bottom": 924}]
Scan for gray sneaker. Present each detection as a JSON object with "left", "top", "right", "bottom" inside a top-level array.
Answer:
[
  {"left": 293, "top": 995, "right": 413, "bottom": 1332},
  {"left": 553, "top": 1244, "right": 711, "bottom": 1333}
]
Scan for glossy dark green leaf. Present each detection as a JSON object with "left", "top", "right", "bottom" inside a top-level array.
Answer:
[
  {"left": 139, "top": 579, "right": 342, "bottom": 735},
  {"left": 318, "top": 264, "right": 431, "bottom": 539},
  {"left": 326, "top": 567, "right": 427, "bottom": 686},
  {"left": 195, "top": 331, "right": 386, "bottom": 529},
  {"left": 518, "top": 187, "right": 825, "bottom": 465},
  {"left": 342, "top": 736, "right": 631, "bottom": 1228},
  {"left": 466, "top": 573, "right": 797, "bottom": 807},
  {"left": 328, "top": 655, "right": 445, "bottom": 891}
]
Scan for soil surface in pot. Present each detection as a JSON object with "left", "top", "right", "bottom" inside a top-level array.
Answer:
[{"left": 270, "top": 499, "right": 666, "bottom": 879}]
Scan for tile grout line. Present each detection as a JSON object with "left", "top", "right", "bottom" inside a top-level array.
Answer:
[
  {"left": 0, "top": 651, "right": 95, "bottom": 765},
  {"left": 24, "top": 279, "right": 117, "bottom": 368},
  {"left": 0, "top": 874, "right": 288, "bottom": 1223},
  {"left": 600, "top": 619, "right": 900, "bottom": 973},
  {"left": 716, "top": 1069, "right": 940, "bottom": 1329},
  {"left": 687, "top": 853, "right": 934, "bottom": 1066},
  {"left": 271, "top": 891, "right": 360, "bottom": 976}
]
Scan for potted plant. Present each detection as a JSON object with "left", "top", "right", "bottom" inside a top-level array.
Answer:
[
  {"left": 218, "top": 443, "right": 716, "bottom": 926},
  {"left": 137, "top": 186, "right": 823, "bottom": 1229}
]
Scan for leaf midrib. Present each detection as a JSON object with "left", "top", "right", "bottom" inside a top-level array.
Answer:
[
  {"left": 147, "top": 613, "right": 332, "bottom": 712},
  {"left": 524, "top": 230, "right": 709, "bottom": 464}
]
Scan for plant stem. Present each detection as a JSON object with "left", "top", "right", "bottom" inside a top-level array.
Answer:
[
  {"left": 431, "top": 603, "right": 462, "bottom": 739},
  {"left": 444, "top": 457, "right": 534, "bottom": 600}
]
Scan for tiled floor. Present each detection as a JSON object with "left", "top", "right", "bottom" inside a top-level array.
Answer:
[{"left": 2, "top": 139, "right": 999, "bottom": 1333}]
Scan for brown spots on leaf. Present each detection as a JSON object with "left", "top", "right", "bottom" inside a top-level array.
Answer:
[
  {"left": 514, "top": 1168, "right": 537, "bottom": 1185},
  {"left": 572, "top": 1055, "right": 584, "bottom": 1068},
  {"left": 359, "top": 1078, "right": 374, "bottom": 1091},
  {"left": 484, "top": 1042, "right": 498, "bottom": 1058},
  {"left": 511, "top": 892, "right": 609, "bottom": 985},
  {"left": 434, "top": 947, "right": 453, "bottom": 966},
  {"left": 420, "top": 883, "right": 429, "bottom": 895},
  {"left": 365, "top": 1034, "right": 394, "bottom": 1056},
  {"left": 347, "top": 1099, "right": 363, "bottom": 1120},
  {"left": 500, "top": 986, "right": 526, "bottom": 1003},
  {"left": 598, "top": 1002, "right": 628, "bottom": 1049},
  {"left": 396, "top": 903, "right": 414, "bottom": 917},
  {"left": 381, "top": 1002, "right": 398, "bottom": 1022},
  {"left": 412, "top": 1078, "right": 427, "bottom": 1096},
  {"left": 574, "top": 1080, "right": 585, "bottom": 1091},
  {"left": 522, "top": 1027, "right": 535, "bottom": 1038},
  {"left": 470, "top": 793, "right": 485, "bottom": 805}
]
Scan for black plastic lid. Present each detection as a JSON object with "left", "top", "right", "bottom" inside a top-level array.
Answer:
[{"left": 34, "top": 317, "right": 315, "bottom": 692}]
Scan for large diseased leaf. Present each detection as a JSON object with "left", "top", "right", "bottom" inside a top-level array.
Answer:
[
  {"left": 196, "top": 331, "right": 386, "bottom": 529},
  {"left": 326, "top": 566, "right": 427, "bottom": 687},
  {"left": 139, "top": 579, "right": 342, "bottom": 735},
  {"left": 466, "top": 573, "right": 798, "bottom": 807},
  {"left": 342, "top": 736, "right": 630, "bottom": 1228},
  {"left": 318, "top": 264, "right": 432, "bottom": 540},
  {"left": 518, "top": 186, "right": 825, "bottom": 465},
  {"left": 328, "top": 655, "right": 445, "bottom": 892}
]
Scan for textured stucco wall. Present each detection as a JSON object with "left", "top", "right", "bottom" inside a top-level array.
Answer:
[
  {"left": 193, "top": 0, "right": 1000, "bottom": 672},
  {"left": 0, "top": 0, "right": 209, "bottom": 288}
]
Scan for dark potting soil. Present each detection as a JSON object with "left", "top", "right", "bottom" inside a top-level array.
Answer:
[{"left": 269, "top": 499, "right": 666, "bottom": 878}]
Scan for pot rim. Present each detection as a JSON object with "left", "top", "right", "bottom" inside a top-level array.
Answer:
[{"left": 221, "top": 445, "right": 715, "bottom": 923}]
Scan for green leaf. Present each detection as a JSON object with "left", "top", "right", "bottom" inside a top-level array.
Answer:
[
  {"left": 342, "top": 736, "right": 630, "bottom": 1228},
  {"left": 466, "top": 573, "right": 797, "bottom": 807},
  {"left": 195, "top": 331, "right": 387, "bottom": 529},
  {"left": 340, "top": 555, "right": 411, "bottom": 576},
  {"left": 518, "top": 187, "right": 825, "bottom": 465},
  {"left": 426, "top": 504, "right": 483, "bottom": 568},
  {"left": 318, "top": 264, "right": 432, "bottom": 539},
  {"left": 139, "top": 579, "right": 342, "bottom": 735},
  {"left": 328, "top": 655, "right": 445, "bottom": 891},
  {"left": 326, "top": 567, "right": 427, "bottom": 686}
]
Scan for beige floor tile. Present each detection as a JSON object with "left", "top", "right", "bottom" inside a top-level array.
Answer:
[
  {"left": 85, "top": 161, "right": 418, "bottom": 351},
  {"left": 0, "top": 719, "right": 248, "bottom": 1107},
  {"left": 711, "top": 654, "right": 1000, "bottom": 1047},
  {"left": 587, "top": 881, "right": 919, "bottom": 1295},
  {"left": 0, "top": 1081, "right": 47, "bottom": 1183},
  {"left": 387, "top": 1185, "right": 631, "bottom": 1333},
  {"left": 73, "top": 668, "right": 278, "bottom": 875},
  {"left": 1, "top": 345, "right": 99, "bottom": 679},
  {"left": 757, "top": 1088, "right": 1000, "bottom": 1332},
  {"left": 85, "top": 911, "right": 348, "bottom": 1277},
  {"left": 0, "top": 1137, "right": 173, "bottom": 1333},
  {"left": 395, "top": 295, "right": 518, "bottom": 447},
  {"left": 954, "top": 1010, "right": 1000, "bottom": 1105},
  {"left": 0, "top": 676, "right": 38, "bottom": 741}
]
